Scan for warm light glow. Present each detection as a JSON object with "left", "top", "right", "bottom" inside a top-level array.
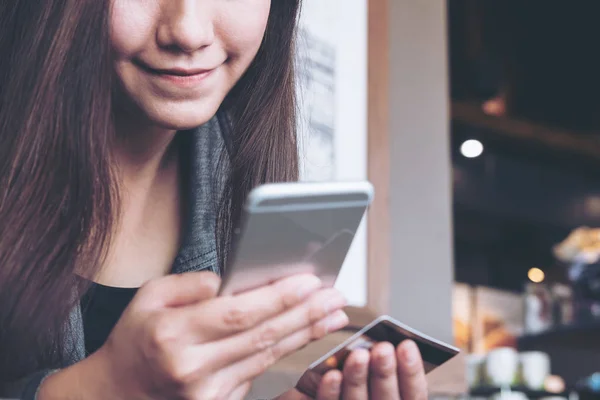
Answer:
[
  {"left": 460, "top": 139, "right": 484, "bottom": 158},
  {"left": 528, "top": 268, "right": 545, "bottom": 283}
]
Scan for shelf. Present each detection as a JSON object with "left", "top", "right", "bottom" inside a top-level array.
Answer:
[
  {"left": 518, "top": 321, "right": 600, "bottom": 350},
  {"left": 470, "top": 386, "right": 569, "bottom": 399}
]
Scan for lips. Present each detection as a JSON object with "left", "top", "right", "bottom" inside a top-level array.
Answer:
[
  {"left": 134, "top": 59, "right": 220, "bottom": 89},
  {"left": 136, "top": 61, "right": 214, "bottom": 77}
]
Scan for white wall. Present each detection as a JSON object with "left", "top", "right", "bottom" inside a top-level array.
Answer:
[{"left": 299, "top": 0, "right": 368, "bottom": 306}]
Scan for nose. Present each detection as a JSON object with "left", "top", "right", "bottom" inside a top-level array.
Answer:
[{"left": 157, "top": 1, "right": 215, "bottom": 53}]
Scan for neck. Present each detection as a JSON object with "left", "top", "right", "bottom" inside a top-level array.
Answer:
[
  {"left": 96, "top": 114, "right": 185, "bottom": 286},
  {"left": 113, "top": 114, "right": 179, "bottom": 186}
]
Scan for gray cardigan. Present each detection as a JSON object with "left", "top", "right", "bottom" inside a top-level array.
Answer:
[{"left": 0, "top": 116, "right": 229, "bottom": 400}]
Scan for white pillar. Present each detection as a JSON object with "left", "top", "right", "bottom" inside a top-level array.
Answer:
[{"left": 387, "top": 0, "right": 454, "bottom": 343}]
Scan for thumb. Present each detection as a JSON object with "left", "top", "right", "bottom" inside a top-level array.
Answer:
[{"left": 137, "top": 271, "right": 221, "bottom": 308}]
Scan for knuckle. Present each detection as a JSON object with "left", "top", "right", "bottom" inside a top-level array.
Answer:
[
  {"left": 258, "top": 345, "right": 280, "bottom": 370},
  {"left": 222, "top": 303, "right": 254, "bottom": 330},
  {"left": 167, "top": 365, "right": 188, "bottom": 386},
  {"left": 198, "top": 271, "right": 222, "bottom": 291},
  {"left": 147, "top": 314, "right": 176, "bottom": 350},
  {"left": 253, "top": 323, "right": 279, "bottom": 351},
  {"left": 307, "top": 301, "right": 326, "bottom": 324},
  {"left": 310, "top": 320, "right": 328, "bottom": 340},
  {"left": 373, "top": 361, "right": 396, "bottom": 379},
  {"left": 347, "top": 375, "right": 366, "bottom": 388},
  {"left": 346, "top": 352, "right": 370, "bottom": 381},
  {"left": 163, "top": 353, "right": 192, "bottom": 387},
  {"left": 346, "top": 365, "right": 369, "bottom": 386},
  {"left": 372, "top": 347, "right": 397, "bottom": 378},
  {"left": 278, "top": 290, "right": 295, "bottom": 311},
  {"left": 274, "top": 284, "right": 298, "bottom": 310}
]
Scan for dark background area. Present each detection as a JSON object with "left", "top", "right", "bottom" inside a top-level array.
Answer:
[{"left": 448, "top": 0, "right": 600, "bottom": 292}]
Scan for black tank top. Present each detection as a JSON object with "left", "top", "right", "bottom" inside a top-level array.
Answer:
[{"left": 80, "top": 283, "right": 138, "bottom": 355}]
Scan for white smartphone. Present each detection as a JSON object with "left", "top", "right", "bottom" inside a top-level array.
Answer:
[{"left": 218, "top": 181, "right": 374, "bottom": 296}]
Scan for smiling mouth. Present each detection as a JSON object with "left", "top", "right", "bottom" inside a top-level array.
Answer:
[
  {"left": 135, "top": 60, "right": 218, "bottom": 87},
  {"left": 136, "top": 61, "right": 215, "bottom": 76}
]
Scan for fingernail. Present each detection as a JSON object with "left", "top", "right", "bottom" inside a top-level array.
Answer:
[
  {"left": 377, "top": 344, "right": 395, "bottom": 368},
  {"left": 323, "top": 370, "right": 342, "bottom": 399},
  {"left": 323, "top": 294, "right": 347, "bottom": 314},
  {"left": 402, "top": 340, "right": 419, "bottom": 366},
  {"left": 325, "top": 310, "right": 349, "bottom": 334},
  {"left": 296, "top": 276, "right": 322, "bottom": 300},
  {"left": 350, "top": 348, "right": 371, "bottom": 369},
  {"left": 330, "top": 372, "right": 342, "bottom": 385},
  {"left": 328, "top": 372, "right": 343, "bottom": 394},
  {"left": 380, "top": 354, "right": 394, "bottom": 370}
]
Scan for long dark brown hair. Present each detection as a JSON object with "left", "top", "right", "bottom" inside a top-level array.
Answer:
[{"left": 0, "top": 0, "right": 300, "bottom": 380}]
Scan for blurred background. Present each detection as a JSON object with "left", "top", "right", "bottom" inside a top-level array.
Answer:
[
  {"left": 450, "top": 1, "right": 600, "bottom": 399},
  {"left": 251, "top": 1, "right": 600, "bottom": 399}
]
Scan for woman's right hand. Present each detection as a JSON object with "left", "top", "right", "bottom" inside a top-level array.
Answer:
[{"left": 40, "top": 272, "right": 348, "bottom": 400}]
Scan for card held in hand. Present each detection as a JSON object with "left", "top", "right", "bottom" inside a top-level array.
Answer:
[{"left": 295, "top": 315, "right": 459, "bottom": 398}]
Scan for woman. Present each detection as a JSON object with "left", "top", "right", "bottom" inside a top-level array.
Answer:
[{"left": 0, "top": 1, "right": 429, "bottom": 399}]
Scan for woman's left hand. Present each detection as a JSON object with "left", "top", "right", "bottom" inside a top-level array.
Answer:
[{"left": 277, "top": 340, "right": 427, "bottom": 400}]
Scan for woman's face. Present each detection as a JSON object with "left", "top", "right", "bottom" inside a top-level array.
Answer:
[{"left": 111, "top": 0, "right": 271, "bottom": 129}]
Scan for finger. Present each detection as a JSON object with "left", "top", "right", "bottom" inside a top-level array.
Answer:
[
  {"left": 136, "top": 271, "right": 221, "bottom": 309},
  {"left": 207, "top": 294, "right": 348, "bottom": 372},
  {"left": 341, "top": 349, "right": 370, "bottom": 400},
  {"left": 369, "top": 342, "right": 400, "bottom": 400},
  {"left": 228, "top": 381, "right": 252, "bottom": 400},
  {"left": 274, "top": 388, "right": 312, "bottom": 400},
  {"left": 187, "top": 379, "right": 251, "bottom": 400},
  {"left": 175, "top": 274, "right": 323, "bottom": 341},
  {"left": 396, "top": 340, "right": 428, "bottom": 400},
  {"left": 316, "top": 370, "right": 343, "bottom": 400},
  {"left": 216, "top": 309, "right": 349, "bottom": 386}
]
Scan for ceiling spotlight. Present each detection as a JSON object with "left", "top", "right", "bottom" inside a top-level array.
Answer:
[
  {"left": 528, "top": 268, "right": 545, "bottom": 283},
  {"left": 460, "top": 139, "right": 484, "bottom": 158}
]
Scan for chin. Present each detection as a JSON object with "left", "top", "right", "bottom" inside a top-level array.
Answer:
[{"left": 143, "top": 98, "right": 223, "bottom": 131}]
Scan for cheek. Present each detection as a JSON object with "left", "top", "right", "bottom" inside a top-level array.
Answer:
[
  {"left": 110, "top": 0, "right": 159, "bottom": 56},
  {"left": 218, "top": 1, "right": 271, "bottom": 61}
]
